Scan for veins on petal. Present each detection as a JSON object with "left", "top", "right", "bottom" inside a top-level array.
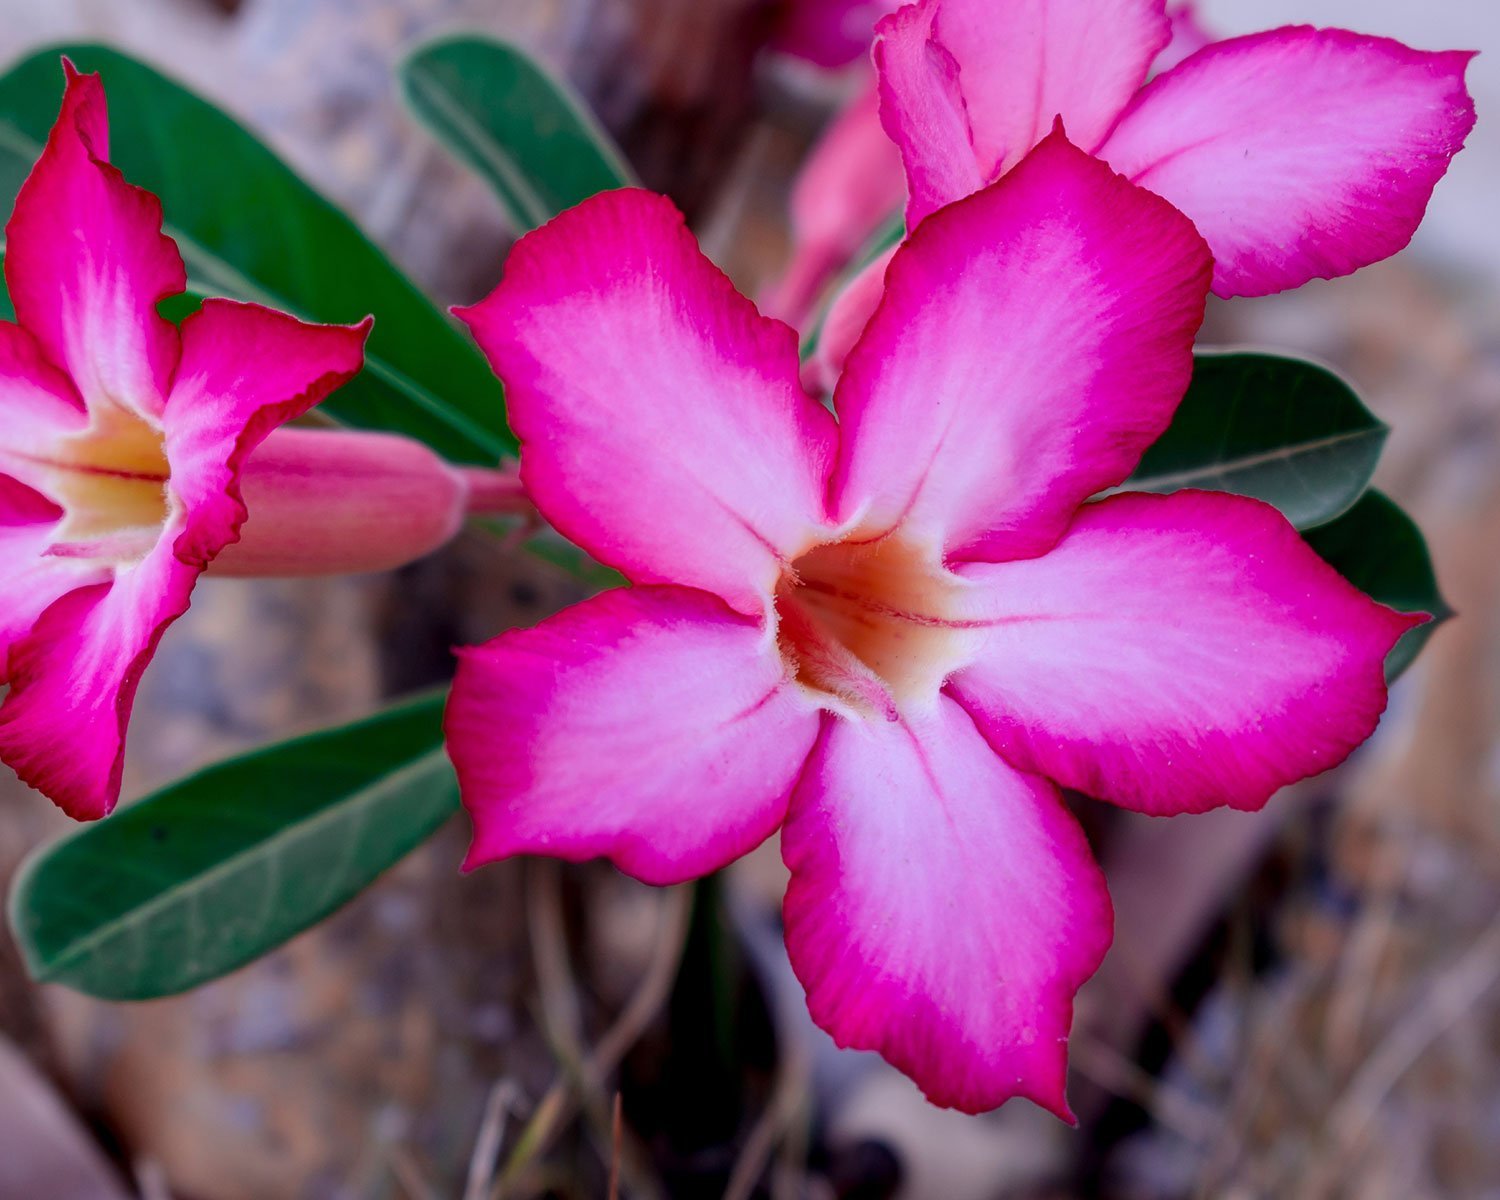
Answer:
[
  {"left": 13, "top": 405, "right": 172, "bottom": 562},
  {"left": 774, "top": 534, "right": 985, "bottom": 714}
]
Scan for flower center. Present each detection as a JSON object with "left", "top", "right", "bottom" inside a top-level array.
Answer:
[
  {"left": 774, "top": 535, "right": 978, "bottom": 718},
  {"left": 44, "top": 407, "right": 171, "bottom": 563}
]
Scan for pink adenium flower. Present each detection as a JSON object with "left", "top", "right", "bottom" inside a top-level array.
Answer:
[
  {"left": 0, "top": 65, "right": 503, "bottom": 820},
  {"left": 446, "top": 134, "right": 1418, "bottom": 1115},
  {"left": 880, "top": 0, "right": 1476, "bottom": 295},
  {"left": 803, "top": 0, "right": 1476, "bottom": 386}
]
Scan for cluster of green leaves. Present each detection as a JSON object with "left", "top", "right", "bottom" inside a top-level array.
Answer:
[{"left": 2, "top": 38, "right": 1446, "bottom": 1002}]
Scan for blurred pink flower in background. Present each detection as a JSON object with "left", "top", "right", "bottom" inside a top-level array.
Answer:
[
  {"left": 767, "top": 1, "right": 1229, "bottom": 334},
  {"left": 800, "top": 0, "right": 1475, "bottom": 387},
  {"left": 770, "top": 0, "right": 903, "bottom": 69},
  {"left": 446, "top": 135, "right": 1417, "bottom": 1115},
  {"left": 759, "top": 82, "right": 905, "bottom": 327}
]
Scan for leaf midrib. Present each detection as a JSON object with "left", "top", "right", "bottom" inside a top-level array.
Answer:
[
  {"left": 1128, "top": 424, "right": 1387, "bottom": 492},
  {"left": 27, "top": 748, "right": 455, "bottom": 982},
  {"left": 404, "top": 65, "right": 554, "bottom": 230}
]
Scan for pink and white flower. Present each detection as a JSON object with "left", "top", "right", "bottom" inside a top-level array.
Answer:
[
  {"left": 762, "top": 0, "right": 1214, "bottom": 330},
  {"left": 447, "top": 135, "right": 1418, "bottom": 1115},
  {"left": 0, "top": 64, "right": 499, "bottom": 820},
  {"left": 878, "top": 0, "right": 1476, "bottom": 297},
  {"left": 798, "top": 0, "right": 1475, "bottom": 384}
]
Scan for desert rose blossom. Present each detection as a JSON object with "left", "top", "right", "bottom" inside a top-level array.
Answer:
[
  {"left": 805, "top": 0, "right": 1476, "bottom": 387},
  {"left": 0, "top": 64, "right": 515, "bottom": 821},
  {"left": 768, "top": 0, "right": 1228, "bottom": 335},
  {"left": 447, "top": 135, "right": 1418, "bottom": 1114}
]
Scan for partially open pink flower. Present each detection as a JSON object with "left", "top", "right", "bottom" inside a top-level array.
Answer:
[
  {"left": 448, "top": 135, "right": 1419, "bottom": 1115},
  {"left": 0, "top": 64, "right": 494, "bottom": 820}
]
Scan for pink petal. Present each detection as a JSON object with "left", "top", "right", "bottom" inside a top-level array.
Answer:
[
  {"left": 0, "top": 320, "right": 89, "bottom": 497},
  {"left": 0, "top": 476, "right": 100, "bottom": 672},
  {"left": 771, "top": 0, "right": 899, "bottom": 69},
  {"left": 449, "top": 585, "right": 820, "bottom": 885},
  {"left": 3, "top": 63, "right": 185, "bottom": 421},
  {"left": 1098, "top": 27, "right": 1478, "bottom": 298},
  {"left": 0, "top": 324, "right": 106, "bottom": 675},
  {"left": 0, "top": 320, "right": 87, "bottom": 434},
  {"left": 782, "top": 697, "right": 1112, "bottom": 1116},
  {"left": 949, "top": 490, "right": 1423, "bottom": 817},
  {"left": 761, "top": 81, "right": 906, "bottom": 328},
  {"left": 1154, "top": 2, "right": 1214, "bottom": 74},
  {"left": 163, "top": 299, "right": 371, "bottom": 569},
  {"left": 872, "top": 0, "right": 984, "bottom": 226},
  {"left": 457, "top": 190, "right": 837, "bottom": 616},
  {"left": 0, "top": 531, "right": 196, "bottom": 819},
  {"left": 830, "top": 133, "right": 1211, "bottom": 562},
  {"left": 876, "top": 0, "right": 1170, "bottom": 221}
]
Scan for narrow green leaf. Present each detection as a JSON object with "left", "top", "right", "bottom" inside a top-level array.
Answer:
[
  {"left": 8, "top": 692, "right": 458, "bottom": 1000},
  {"left": 0, "top": 45, "right": 511, "bottom": 463},
  {"left": 401, "top": 35, "right": 633, "bottom": 232},
  {"left": 1303, "top": 490, "right": 1450, "bottom": 682},
  {"left": 1128, "top": 352, "right": 1388, "bottom": 530}
]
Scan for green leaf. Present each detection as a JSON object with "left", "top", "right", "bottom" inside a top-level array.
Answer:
[
  {"left": 1127, "top": 351, "right": 1388, "bottom": 530},
  {"left": 1304, "top": 490, "right": 1450, "bottom": 682},
  {"left": 8, "top": 692, "right": 458, "bottom": 1000},
  {"left": 401, "top": 34, "right": 633, "bottom": 232},
  {"left": 0, "top": 45, "right": 511, "bottom": 463}
]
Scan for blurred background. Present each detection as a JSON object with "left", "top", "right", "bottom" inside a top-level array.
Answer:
[{"left": 0, "top": 1, "right": 1495, "bottom": 1197}]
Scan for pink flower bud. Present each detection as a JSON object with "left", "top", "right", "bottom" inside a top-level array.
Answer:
[{"left": 213, "top": 427, "right": 518, "bottom": 577}]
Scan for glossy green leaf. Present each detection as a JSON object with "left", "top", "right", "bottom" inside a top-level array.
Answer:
[
  {"left": 8, "top": 692, "right": 458, "bottom": 1000},
  {"left": 401, "top": 34, "right": 633, "bottom": 232},
  {"left": 1304, "top": 490, "right": 1450, "bottom": 681},
  {"left": 0, "top": 45, "right": 511, "bottom": 463},
  {"left": 1128, "top": 352, "right": 1387, "bottom": 530}
]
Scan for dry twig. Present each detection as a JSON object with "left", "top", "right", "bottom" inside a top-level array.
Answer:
[
  {"left": 489, "top": 864, "right": 693, "bottom": 1198},
  {"left": 608, "top": 1092, "right": 623, "bottom": 1200}
]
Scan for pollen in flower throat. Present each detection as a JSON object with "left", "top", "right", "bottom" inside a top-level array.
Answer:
[
  {"left": 40, "top": 405, "right": 170, "bottom": 562},
  {"left": 774, "top": 532, "right": 978, "bottom": 717}
]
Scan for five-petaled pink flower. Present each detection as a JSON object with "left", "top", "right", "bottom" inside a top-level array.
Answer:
[
  {"left": 801, "top": 0, "right": 1476, "bottom": 386},
  {"left": 764, "top": 0, "right": 1212, "bottom": 326},
  {"left": 446, "top": 134, "right": 1419, "bottom": 1115},
  {"left": 0, "top": 65, "right": 491, "bottom": 820}
]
